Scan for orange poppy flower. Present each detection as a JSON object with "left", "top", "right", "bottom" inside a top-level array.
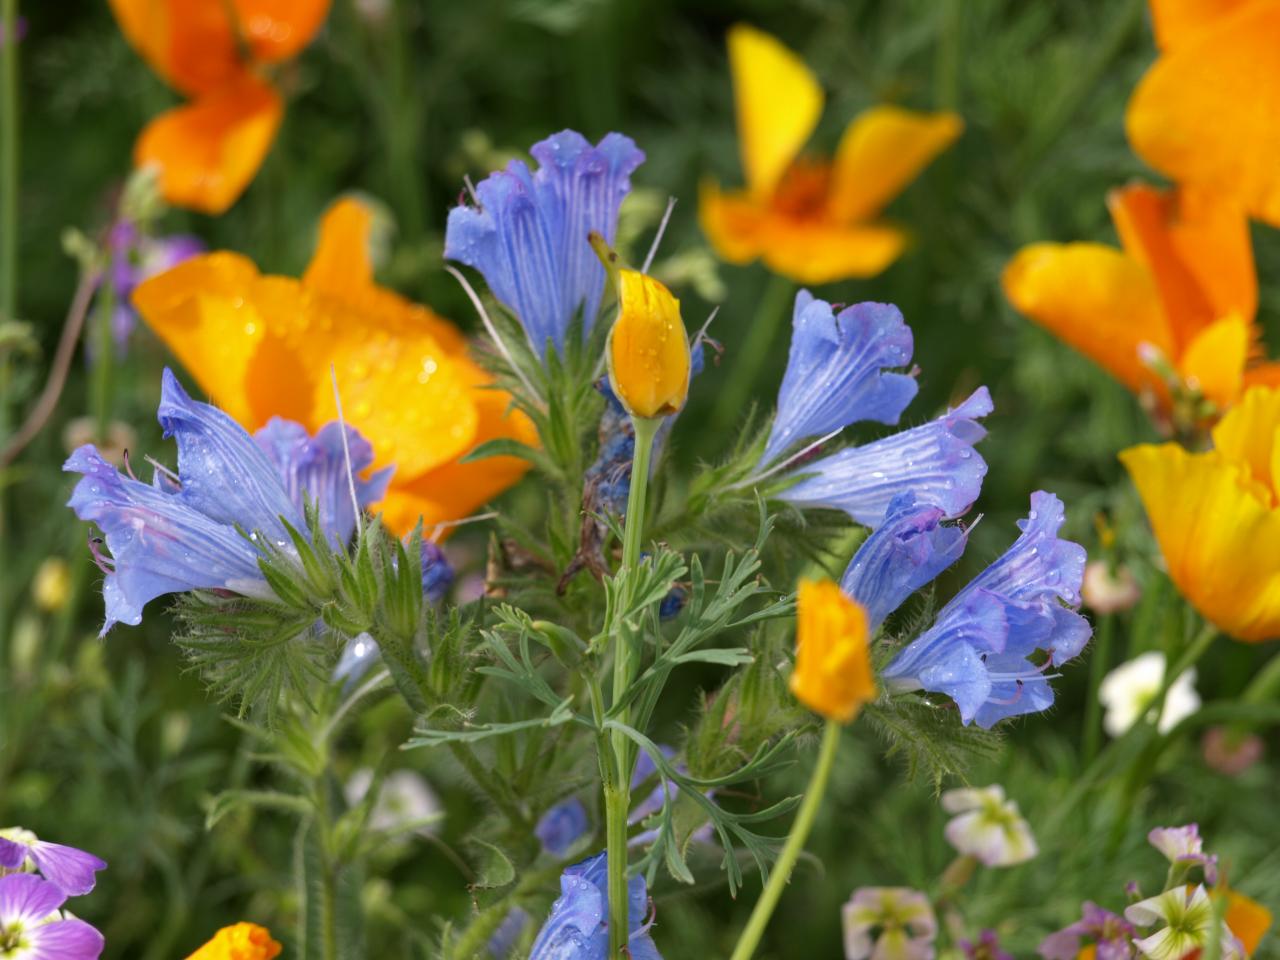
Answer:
[
  {"left": 185, "top": 922, "right": 281, "bottom": 960},
  {"left": 131, "top": 196, "right": 536, "bottom": 534},
  {"left": 698, "top": 24, "right": 962, "bottom": 285},
  {"left": 109, "top": 0, "right": 331, "bottom": 214},
  {"left": 1004, "top": 182, "right": 1276, "bottom": 411},
  {"left": 1128, "top": 0, "right": 1280, "bottom": 228}
]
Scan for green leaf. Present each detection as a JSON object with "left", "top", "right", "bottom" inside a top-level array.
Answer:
[
  {"left": 204, "top": 789, "right": 310, "bottom": 829},
  {"left": 467, "top": 838, "right": 516, "bottom": 889},
  {"left": 405, "top": 697, "right": 578, "bottom": 748}
]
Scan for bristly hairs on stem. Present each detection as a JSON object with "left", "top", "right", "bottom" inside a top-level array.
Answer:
[
  {"left": 444, "top": 264, "right": 540, "bottom": 400},
  {"left": 330, "top": 364, "right": 364, "bottom": 539},
  {"left": 730, "top": 427, "right": 845, "bottom": 492}
]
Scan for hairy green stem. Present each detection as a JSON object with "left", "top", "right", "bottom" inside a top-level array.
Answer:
[
  {"left": 710, "top": 273, "right": 793, "bottom": 435},
  {"left": 728, "top": 718, "right": 841, "bottom": 960},
  {"left": 606, "top": 414, "right": 660, "bottom": 959}
]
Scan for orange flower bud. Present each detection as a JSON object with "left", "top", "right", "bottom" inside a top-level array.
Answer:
[
  {"left": 606, "top": 268, "right": 691, "bottom": 419},
  {"left": 791, "top": 579, "right": 876, "bottom": 724},
  {"left": 185, "top": 923, "right": 282, "bottom": 960}
]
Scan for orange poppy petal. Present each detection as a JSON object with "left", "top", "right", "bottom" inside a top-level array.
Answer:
[
  {"left": 1108, "top": 183, "right": 1256, "bottom": 351},
  {"left": 698, "top": 180, "right": 771, "bottom": 265},
  {"left": 1211, "top": 384, "right": 1280, "bottom": 497},
  {"left": 1244, "top": 361, "right": 1280, "bottom": 390},
  {"left": 1178, "top": 314, "right": 1248, "bottom": 410},
  {"left": 828, "top": 106, "right": 963, "bottom": 224},
  {"left": 1224, "top": 890, "right": 1273, "bottom": 956},
  {"left": 109, "top": 0, "right": 242, "bottom": 96},
  {"left": 131, "top": 252, "right": 267, "bottom": 424},
  {"left": 1148, "top": 0, "right": 1252, "bottom": 51},
  {"left": 1127, "top": 2, "right": 1280, "bottom": 227},
  {"left": 378, "top": 388, "right": 538, "bottom": 536},
  {"left": 231, "top": 0, "right": 332, "bottom": 65},
  {"left": 755, "top": 212, "right": 908, "bottom": 284},
  {"left": 727, "top": 24, "right": 823, "bottom": 198},
  {"left": 135, "top": 74, "right": 283, "bottom": 215},
  {"left": 1120, "top": 442, "right": 1280, "bottom": 642},
  {"left": 1002, "top": 242, "right": 1172, "bottom": 394}
]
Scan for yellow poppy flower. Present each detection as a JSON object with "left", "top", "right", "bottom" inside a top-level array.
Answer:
[
  {"left": 109, "top": 0, "right": 331, "bottom": 213},
  {"left": 607, "top": 270, "right": 691, "bottom": 419},
  {"left": 132, "top": 196, "right": 536, "bottom": 535},
  {"left": 699, "top": 24, "right": 962, "bottom": 284},
  {"left": 1004, "top": 182, "right": 1276, "bottom": 410},
  {"left": 185, "top": 922, "right": 281, "bottom": 960},
  {"left": 791, "top": 579, "right": 876, "bottom": 724},
  {"left": 1127, "top": 0, "right": 1280, "bottom": 228},
  {"left": 1120, "top": 385, "right": 1280, "bottom": 642}
]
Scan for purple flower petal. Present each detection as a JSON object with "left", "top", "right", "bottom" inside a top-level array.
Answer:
[
  {"left": 763, "top": 294, "right": 918, "bottom": 464},
  {"left": 30, "top": 841, "right": 108, "bottom": 897},
  {"left": 535, "top": 798, "right": 590, "bottom": 858},
  {"left": 0, "top": 873, "right": 66, "bottom": 926},
  {"left": 528, "top": 852, "right": 661, "bottom": 960},
  {"left": 26, "top": 917, "right": 106, "bottom": 960},
  {"left": 0, "top": 836, "right": 25, "bottom": 869}
]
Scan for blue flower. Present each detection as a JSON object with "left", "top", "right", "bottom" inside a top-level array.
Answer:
[
  {"left": 253, "top": 418, "right": 393, "bottom": 547},
  {"left": 489, "top": 907, "right": 532, "bottom": 959},
  {"left": 841, "top": 492, "right": 969, "bottom": 630},
  {"left": 445, "top": 130, "right": 645, "bottom": 356},
  {"left": 777, "top": 386, "right": 992, "bottom": 528},
  {"left": 536, "top": 797, "right": 591, "bottom": 858},
  {"left": 762, "top": 293, "right": 918, "bottom": 465},
  {"left": 882, "top": 492, "right": 1090, "bottom": 728},
  {"left": 528, "top": 853, "right": 662, "bottom": 960},
  {"left": 65, "top": 369, "right": 387, "bottom": 633},
  {"left": 420, "top": 540, "right": 455, "bottom": 604}
]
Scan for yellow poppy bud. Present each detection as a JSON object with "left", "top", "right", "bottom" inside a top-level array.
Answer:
[
  {"left": 185, "top": 923, "right": 282, "bottom": 960},
  {"left": 791, "top": 578, "right": 876, "bottom": 724},
  {"left": 605, "top": 266, "right": 691, "bottom": 420},
  {"left": 32, "top": 558, "right": 71, "bottom": 613}
]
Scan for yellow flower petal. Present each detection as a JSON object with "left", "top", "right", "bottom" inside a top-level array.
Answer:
[
  {"left": 1211, "top": 384, "right": 1280, "bottom": 498},
  {"left": 792, "top": 579, "right": 876, "bottom": 724},
  {"left": 1002, "top": 242, "right": 1171, "bottom": 395},
  {"left": 827, "top": 106, "right": 963, "bottom": 223},
  {"left": 1108, "top": 182, "right": 1256, "bottom": 352},
  {"left": 1127, "top": 1, "right": 1280, "bottom": 227},
  {"left": 758, "top": 211, "right": 908, "bottom": 284},
  {"left": 697, "top": 180, "right": 770, "bottom": 265},
  {"left": 1224, "top": 889, "right": 1273, "bottom": 956},
  {"left": 1178, "top": 314, "right": 1248, "bottom": 410},
  {"left": 727, "top": 24, "right": 822, "bottom": 199},
  {"left": 135, "top": 73, "right": 283, "bottom": 215},
  {"left": 607, "top": 270, "right": 690, "bottom": 419},
  {"left": 1120, "top": 441, "right": 1280, "bottom": 642},
  {"left": 185, "top": 922, "right": 281, "bottom": 960}
]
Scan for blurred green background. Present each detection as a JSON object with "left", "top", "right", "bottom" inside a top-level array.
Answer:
[{"left": 5, "top": 0, "right": 1280, "bottom": 957}]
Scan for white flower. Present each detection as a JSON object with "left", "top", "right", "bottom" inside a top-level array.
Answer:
[
  {"left": 843, "top": 887, "right": 937, "bottom": 960},
  {"left": 345, "top": 769, "right": 443, "bottom": 836},
  {"left": 1125, "top": 885, "right": 1244, "bottom": 960},
  {"left": 1098, "top": 652, "right": 1200, "bottom": 738},
  {"left": 940, "top": 785, "right": 1037, "bottom": 867},
  {"left": 1081, "top": 561, "right": 1141, "bottom": 614}
]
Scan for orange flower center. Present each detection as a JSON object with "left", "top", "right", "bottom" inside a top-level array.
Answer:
[{"left": 772, "top": 156, "right": 833, "bottom": 220}]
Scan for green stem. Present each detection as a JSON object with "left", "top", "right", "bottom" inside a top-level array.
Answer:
[
  {"left": 728, "top": 718, "right": 842, "bottom": 960},
  {"left": 606, "top": 414, "right": 660, "bottom": 960},
  {"left": 710, "top": 273, "right": 793, "bottom": 436},
  {"left": 92, "top": 251, "right": 114, "bottom": 441},
  {"left": 1242, "top": 650, "right": 1280, "bottom": 704},
  {"left": 1082, "top": 612, "right": 1115, "bottom": 764}
]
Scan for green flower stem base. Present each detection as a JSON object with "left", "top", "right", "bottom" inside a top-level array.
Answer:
[{"left": 728, "top": 717, "right": 842, "bottom": 960}]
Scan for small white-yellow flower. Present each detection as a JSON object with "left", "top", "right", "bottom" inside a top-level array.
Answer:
[
  {"left": 1125, "top": 885, "right": 1244, "bottom": 960},
  {"left": 940, "top": 784, "right": 1037, "bottom": 867},
  {"left": 1098, "top": 651, "right": 1200, "bottom": 738}
]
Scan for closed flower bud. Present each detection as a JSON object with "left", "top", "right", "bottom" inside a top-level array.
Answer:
[
  {"left": 791, "top": 578, "right": 876, "bottom": 724},
  {"left": 605, "top": 265, "right": 691, "bottom": 420}
]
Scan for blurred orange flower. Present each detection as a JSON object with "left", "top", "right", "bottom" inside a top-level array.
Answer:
[
  {"left": 185, "top": 922, "right": 281, "bottom": 960},
  {"left": 1128, "top": 0, "right": 1280, "bottom": 228},
  {"left": 132, "top": 196, "right": 536, "bottom": 534},
  {"left": 109, "top": 0, "right": 331, "bottom": 214},
  {"left": 791, "top": 578, "right": 876, "bottom": 724},
  {"left": 1004, "top": 182, "right": 1278, "bottom": 411},
  {"left": 699, "top": 24, "right": 962, "bottom": 284},
  {"left": 1121, "top": 386, "right": 1280, "bottom": 642}
]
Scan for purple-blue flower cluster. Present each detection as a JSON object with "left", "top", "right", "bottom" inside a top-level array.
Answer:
[
  {"left": 527, "top": 853, "right": 662, "bottom": 960},
  {"left": 445, "top": 130, "right": 645, "bottom": 356},
  {"left": 761, "top": 292, "right": 1089, "bottom": 726},
  {"left": 64, "top": 369, "right": 390, "bottom": 633},
  {"left": 97, "top": 221, "right": 202, "bottom": 356}
]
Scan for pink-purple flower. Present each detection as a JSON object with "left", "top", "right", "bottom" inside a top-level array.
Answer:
[
  {"left": 0, "top": 830, "right": 106, "bottom": 897},
  {"left": 0, "top": 874, "right": 104, "bottom": 959}
]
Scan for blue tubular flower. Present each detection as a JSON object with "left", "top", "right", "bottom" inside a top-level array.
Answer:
[
  {"left": 535, "top": 797, "right": 590, "bottom": 858},
  {"left": 253, "top": 418, "right": 393, "bottom": 547},
  {"left": 445, "top": 130, "right": 646, "bottom": 355},
  {"left": 882, "top": 492, "right": 1090, "bottom": 728},
  {"left": 528, "top": 853, "right": 662, "bottom": 960},
  {"left": 762, "top": 293, "right": 918, "bottom": 465},
  {"left": 841, "top": 492, "right": 968, "bottom": 630},
  {"left": 65, "top": 369, "right": 383, "bottom": 633},
  {"left": 778, "top": 387, "right": 992, "bottom": 528}
]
